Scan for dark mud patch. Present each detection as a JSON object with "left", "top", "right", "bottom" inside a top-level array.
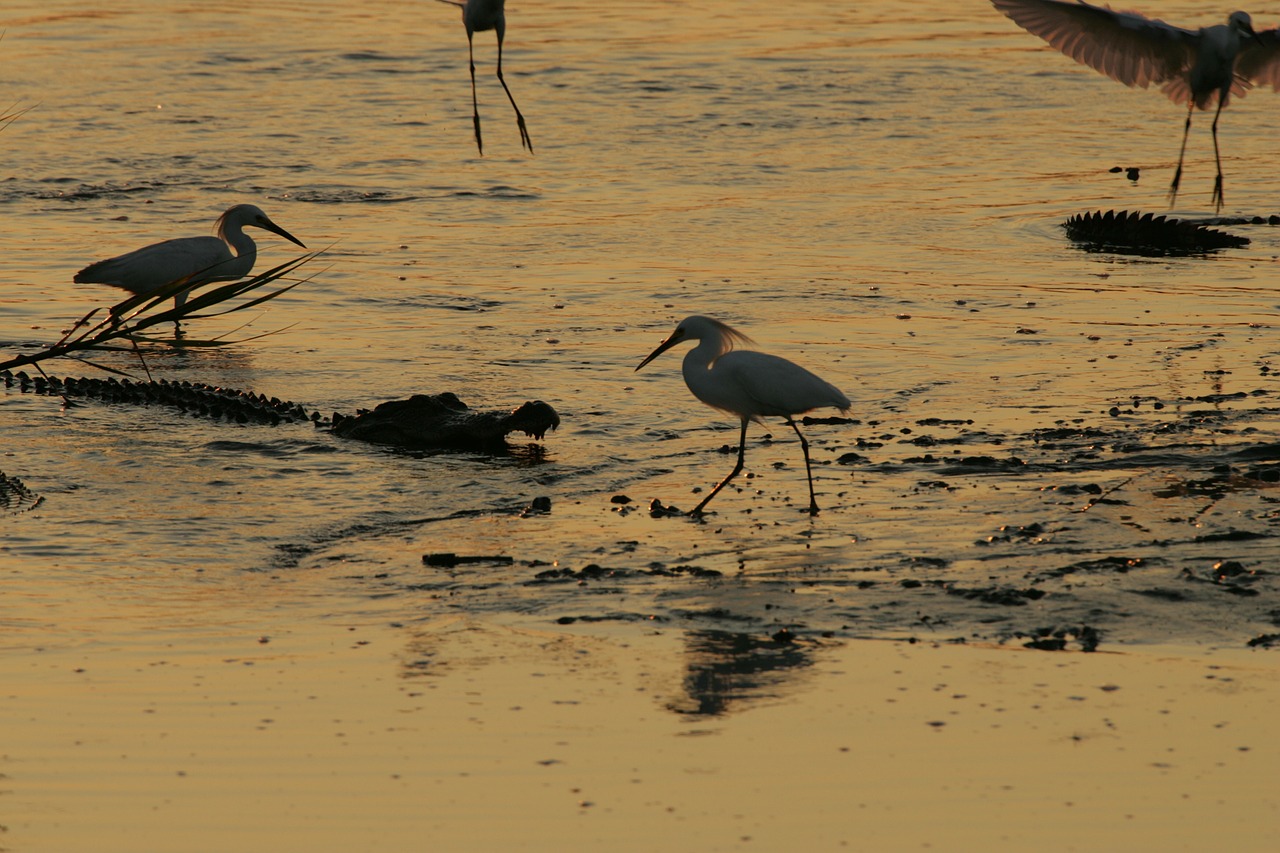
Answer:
[
  {"left": 530, "top": 563, "right": 723, "bottom": 583},
  {"left": 946, "top": 585, "right": 1047, "bottom": 606}
]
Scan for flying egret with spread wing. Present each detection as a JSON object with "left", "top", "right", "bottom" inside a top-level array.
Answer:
[
  {"left": 636, "top": 315, "right": 850, "bottom": 517},
  {"left": 992, "top": 0, "right": 1280, "bottom": 211}
]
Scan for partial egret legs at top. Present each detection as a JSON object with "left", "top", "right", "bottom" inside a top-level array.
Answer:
[
  {"left": 436, "top": 0, "right": 533, "bottom": 156},
  {"left": 636, "top": 315, "right": 851, "bottom": 517},
  {"left": 991, "top": 0, "right": 1280, "bottom": 212},
  {"left": 74, "top": 204, "right": 307, "bottom": 314}
]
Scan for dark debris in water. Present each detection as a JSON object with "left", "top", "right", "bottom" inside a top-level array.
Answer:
[
  {"left": 978, "top": 522, "right": 1046, "bottom": 545},
  {"left": 1035, "top": 556, "right": 1147, "bottom": 580},
  {"left": 1133, "top": 588, "right": 1190, "bottom": 602},
  {"left": 534, "top": 564, "right": 628, "bottom": 582},
  {"left": 520, "top": 496, "right": 553, "bottom": 517},
  {"left": 1179, "top": 561, "right": 1267, "bottom": 597},
  {"left": 945, "top": 585, "right": 1046, "bottom": 607},
  {"left": 531, "top": 563, "right": 723, "bottom": 583},
  {"left": 1194, "top": 529, "right": 1270, "bottom": 543},
  {"left": 422, "top": 552, "right": 514, "bottom": 568},
  {"left": 652, "top": 564, "right": 723, "bottom": 578},
  {"left": 648, "top": 498, "right": 685, "bottom": 518}
]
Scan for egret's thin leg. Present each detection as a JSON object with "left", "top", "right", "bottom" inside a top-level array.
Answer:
[
  {"left": 691, "top": 418, "right": 748, "bottom": 516},
  {"left": 467, "top": 32, "right": 483, "bottom": 156},
  {"left": 1168, "top": 101, "right": 1194, "bottom": 208},
  {"left": 786, "top": 417, "right": 820, "bottom": 515},
  {"left": 495, "top": 32, "right": 533, "bottom": 153},
  {"left": 1210, "top": 97, "right": 1227, "bottom": 212}
]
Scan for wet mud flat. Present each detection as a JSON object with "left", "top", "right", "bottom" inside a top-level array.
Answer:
[
  {"left": 3, "top": 611, "right": 1276, "bottom": 852},
  {"left": 294, "top": 381, "right": 1280, "bottom": 655},
  {"left": 5, "top": 384, "right": 1278, "bottom": 849}
]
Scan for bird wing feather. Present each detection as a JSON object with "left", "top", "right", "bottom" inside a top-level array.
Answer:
[
  {"left": 992, "top": 0, "right": 1195, "bottom": 96},
  {"left": 74, "top": 236, "right": 238, "bottom": 294},
  {"left": 715, "top": 352, "right": 849, "bottom": 420},
  {"left": 1234, "top": 29, "right": 1280, "bottom": 91}
]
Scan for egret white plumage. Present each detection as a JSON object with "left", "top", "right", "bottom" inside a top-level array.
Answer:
[
  {"left": 74, "top": 204, "right": 307, "bottom": 312},
  {"left": 635, "top": 315, "right": 851, "bottom": 517},
  {"left": 991, "top": 0, "right": 1280, "bottom": 212},
  {"left": 435, "top": 0, "right": 533, "bottom": 156}
]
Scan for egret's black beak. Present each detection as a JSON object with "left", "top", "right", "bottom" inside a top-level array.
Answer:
[
  {"left": 259, "top": 216, "right": 307, "bottom": 249},
  {"left": 636, "top": 330, "right": 684, "bottom": 371}
]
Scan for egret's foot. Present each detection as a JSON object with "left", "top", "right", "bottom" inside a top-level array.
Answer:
[
  {"left": 472, "top": 115, "right": 484, "bottom": 157},
  {"left": 517, "top": 117, "right": 533, "bottom": 154},
  {"left": 1212, "top": 176, "right": 1225, "bottom": 213},
  {"left": 1167, "top": 168, "right": 1183, "bottom": 208}
]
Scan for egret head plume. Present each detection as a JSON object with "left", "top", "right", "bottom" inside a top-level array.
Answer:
[{"left": 635, "top": 315, "right": 756, "bottom": 371}]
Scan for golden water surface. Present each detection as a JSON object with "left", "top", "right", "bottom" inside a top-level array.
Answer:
[{"left": 2, "top": 1, "right": 1278, "bottom": 849}]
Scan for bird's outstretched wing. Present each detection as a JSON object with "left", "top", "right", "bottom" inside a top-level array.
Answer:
[
  {"left": 1234, "top": 28, "right": 1280, "bottom": 91},
  {"left": 992, "top": 0, "right": 1195, "bottom": 92}
]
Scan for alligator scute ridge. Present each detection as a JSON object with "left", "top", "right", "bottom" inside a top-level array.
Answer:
[
  {"left": 2, "top": 370, "right": 560, "bottom": 448},
  {"left": 0, "top": 471, "right": 43, "bottom": 515},
  {"left": 1062, "top": 209, "right": 1249, "bottom": 255}
]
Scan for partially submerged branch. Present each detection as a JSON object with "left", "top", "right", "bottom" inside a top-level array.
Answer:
[
  {"left": 0, "top": 101, "right": 33, "bottom": 132},
  {"left": 0, "top": 251, "right": 324, "bottom": 373},
  {"left": 1, "top": 31, "right": 36, "bottom": 133}
]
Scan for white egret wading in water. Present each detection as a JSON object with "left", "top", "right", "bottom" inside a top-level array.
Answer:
[
  {"left": 75, "top": 204, "right": 307, "bottom": 312},
  {"left": 991, "top": 0, "right": 1280, "bottom": 212},
  {"left": 435, "top": 0, "right": 533, "bottom": 156},
  {"left": 636, "top": 315, "right": 851, "bottom": 517}
]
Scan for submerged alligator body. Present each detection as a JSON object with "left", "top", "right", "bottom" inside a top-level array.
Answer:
[
  {"left": 1, "top": 370, "right": 559, "bottom": 449},
  {"left": 2, "top": 372, "right": 310, "bottom": 424},
  {"left": 1062, "top": 210, "right": 1250, "bottom": 256},
  {"left": 330, "top": 393, "right": 558, "bottom": 447}
]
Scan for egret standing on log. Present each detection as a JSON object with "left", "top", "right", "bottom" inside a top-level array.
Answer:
[
  {"left": 435, "top": 0, "right": 533, "bottom": 156},
  {"left": 991, "top": 0, "right": 1280, "bottom": 212},
  {"left": 635, "top": 315, "right": 851, "bottom": 517},
  {"left": 74, "top": 204, "right": 307, "bottom": 312}
]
